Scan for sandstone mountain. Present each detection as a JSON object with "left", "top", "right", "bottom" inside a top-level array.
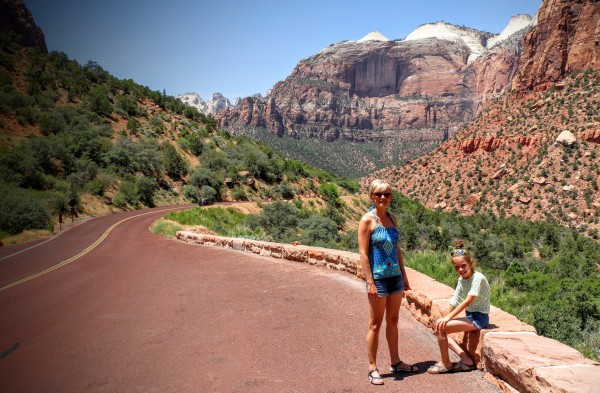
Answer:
[
  {"left": 366, "top": 0, "right": 600, "bottom": 238},
  {"left": 0, "top": 0, "right": 47, "bottom": 52},
  {"left": 217, "top": 15, "right": 535, "bottom": 143},
  {"left": 177, "top": 92, "right": 236, "bottom": 116}
]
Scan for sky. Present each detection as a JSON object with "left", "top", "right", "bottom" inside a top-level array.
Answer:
[{"left": 24, "top": 0, "right": 542, "bottom": 102}]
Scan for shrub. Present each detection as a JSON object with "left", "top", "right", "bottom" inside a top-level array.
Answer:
[
  {"left": 136, "top": 176, "right": 158, "bottom": 207},
  {"left": 318, "top": 182, "right": 339, "bottom": 200},
  {"left": 161, "top": 143, "right": 187, "bottom": 179},
  {"left": 189, "top": 168, "right": 222, "bottom": 194},
  {"left": 111, "top": 192, "right": 128, "bottom": 209},
  {"left": 198, "top": 186, "right": 217, "bottom": 202},
  {"left": 247, "top": 200, "right": 299, "bottom": 242},
  {"left": 299, "top": 215, "right": 338, "bottom": 247},
  {"left": 0, "top": 184, "right": 52, "bottom": 234},
  {"left": 183, "top": 185, "right": 198, "bottom": 203},
  {"left": 232, "top": 187, "right": 248, "bottom": 201}
]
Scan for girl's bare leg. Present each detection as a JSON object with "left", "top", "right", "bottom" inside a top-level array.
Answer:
[{"left": 436, "top": 318, "right": 478, "bottom": 367}]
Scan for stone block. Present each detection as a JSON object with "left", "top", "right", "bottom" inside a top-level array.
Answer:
[
  {"left": 534, "top": 364, "right": 600, "bottom": 393},
  {"left": 483, "top": 333, "right": 599, "bottom": 393},
  {"left": 282, "top": 245, "right": 308, "bottom": 262},
  {"left": 232, "top": 239, "right": 245, "bottom": 251}
]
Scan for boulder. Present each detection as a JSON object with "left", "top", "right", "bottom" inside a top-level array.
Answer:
[{"left": 556, "top": 130, "right": 576, "bottom": 146}]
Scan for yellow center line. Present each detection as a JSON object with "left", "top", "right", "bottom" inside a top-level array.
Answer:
[{"left": 0, "top": 207, "right": 183, "bottom": 292}]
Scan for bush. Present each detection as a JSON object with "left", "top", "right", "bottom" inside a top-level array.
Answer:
[
  {"left": 247, "top": 200, "right": 299, "bottom": 242},
  {"left": 118, "top": 181, "right": 138, "bottom": 206},
  {"left": 0, "top": 184, "right": 53, "bottom": 234},
  {"left": 161, "top": 143, "right": 187, "bottom": 179},
  {"left": 318, "top": 182, "right": 339, "bottom": 201},
  {"left": 111, "top": 192, "right": 128, "bottom": 209},
  {"left": 136, "top": 176, "right": 158, "bottom": 207},
  {"left": 189, "top": 168, "right": 222, "bottom": 195},
  {"left": 183, "top": 185, "right": 198, "bottom": 203},
  {"left": 198, "top": 186, "right": 217, "bottom": 202},
  {"left": 299, "top": 215, "right": 338, "bottom": 247},
  {"left": 232, "top": 187, "right": 248, "bottom": 201}
]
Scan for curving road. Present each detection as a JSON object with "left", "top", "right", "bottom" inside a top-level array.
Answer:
[{"left": 0, "top": 206, "right": 501, "bottom": 392}]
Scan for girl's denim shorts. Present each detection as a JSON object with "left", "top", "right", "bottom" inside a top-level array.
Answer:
[
  {"left": 368, "top": 275, "right": 404, "bottom": 297},
  {"left": 466, "top": 310, "right": 489, "bottom": 330}
]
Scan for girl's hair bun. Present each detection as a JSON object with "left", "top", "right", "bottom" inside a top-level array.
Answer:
[{"left": 454, "top": 239, "right": 464, "bottom": 249}]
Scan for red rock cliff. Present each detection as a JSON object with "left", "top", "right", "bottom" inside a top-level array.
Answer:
[
  {"left": 513, "top": 0, "right": 600, "bottom": 91},
  {"left": 0, "top": 0, "right": 47, "bottom": 53},
  {"left": 218, "top": 30, "right": 527, "bottom": 141}
]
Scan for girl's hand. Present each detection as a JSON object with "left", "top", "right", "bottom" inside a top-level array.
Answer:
[
  {"left": 434, "top": 317, "right": 450, "bottom": 334},
  {"left": 403, "top": 278, "right": 411, "bottom": 291},
  {"left": 367, "top": 281, "right": 378, "bottom": 301}
]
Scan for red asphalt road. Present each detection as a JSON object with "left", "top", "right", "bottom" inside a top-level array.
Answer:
[{"left": 0, "top": 206, "right": 501, "bottom": 392}]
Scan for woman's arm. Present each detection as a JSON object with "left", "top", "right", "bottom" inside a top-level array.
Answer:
[
  {"left": 397, "top": 245, "right": 410, "bottom": 290},
  {"left": 390, "top": 213, "right": 410, "bottom": 290},
  {"left": 358, "top": 215, "right": 377, "bottom": 300}
]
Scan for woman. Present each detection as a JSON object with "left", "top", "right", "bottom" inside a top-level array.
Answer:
[{"left": 358, "top": 179, "right": 418, "bottom": 385}]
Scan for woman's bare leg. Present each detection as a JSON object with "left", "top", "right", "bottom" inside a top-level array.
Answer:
[
  {"left": 384, "top": 291, "right": 404, "bottom": 365},
  {"left": 367, "top": 295, "right": 387, "bottom": 375}
]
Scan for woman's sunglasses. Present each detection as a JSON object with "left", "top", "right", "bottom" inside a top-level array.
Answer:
[{"left": 373, "top": 192, "right": 392, "bottom": 198}]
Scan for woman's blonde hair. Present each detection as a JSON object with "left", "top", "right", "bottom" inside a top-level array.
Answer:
[{"left": 369, "top": 179, "right": 392, "bottom": 195}]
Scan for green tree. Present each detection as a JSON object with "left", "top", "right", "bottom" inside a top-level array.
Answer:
[
  {"left": 161, "top": 143, "right": 187, "bottom": 179},
  {"left": 136, "top": 176, "right": 158, "bottom": 207},
  {"left": 88, "top": 85, "right": 112, "bottom": 116}
]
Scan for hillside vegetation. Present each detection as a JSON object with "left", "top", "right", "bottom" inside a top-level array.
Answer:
[{"left": 0, "top": 32, "right": 356, "bottom": 240}]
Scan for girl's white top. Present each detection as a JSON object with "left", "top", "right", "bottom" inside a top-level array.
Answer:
[{"left": 450, "top": 271, "right": 490, "bottom": 314}]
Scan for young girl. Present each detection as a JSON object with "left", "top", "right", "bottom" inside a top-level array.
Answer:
[{"left": 428, "top": 240, "right": 490, "bottom": 374}]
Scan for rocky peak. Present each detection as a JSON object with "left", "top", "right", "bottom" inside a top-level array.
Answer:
[
  {"left": 405, "top": 21, "right": 493, "bottom": 63},
  {"left": 178, "top": 92, "right": 206, "bottom": 108},
  {"left": 357, "top": 31, "right": 390, "bottom": 43},
  {"left": 177, "top": 92, "right": 235, "bottom": 116},
  {"left": 206, "top": 93, "right": 232, "bottom": 115},
  {"left": 486, "top": 14, "right": 536, "bottom": 49},
  {"left": 0, "top": 0, "right": 47, "bottom": 53}
]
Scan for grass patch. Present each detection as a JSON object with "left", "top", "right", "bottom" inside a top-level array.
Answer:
[
  {"left": 164, "top": 206, "right": 262, "bottom": 239},
  {"left": 150, "top": 219, "right": 183, "bottom": 238}
]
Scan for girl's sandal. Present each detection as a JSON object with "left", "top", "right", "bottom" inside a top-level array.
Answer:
[
  {"left": 368, "top": 368, "right": 384, "bottom": 385},
  {"left": 427, "top": 363, "right": 453, "bottom": 374},
  {"left": 451, "top": 361, "right": 476, "bottom": 372},
  {"left": 390, "top": 360, "right": 419, "bottom": 373}
]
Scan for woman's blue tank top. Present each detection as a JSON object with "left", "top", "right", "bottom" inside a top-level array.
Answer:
[{"left": 368, "top": 208, "right": 401, "bottom": 279}]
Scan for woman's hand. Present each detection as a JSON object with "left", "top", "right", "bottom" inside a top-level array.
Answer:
[
  {"left": 367, "top": 281, "right": 378, "bottom": 301},
  {"left": 403, "top": 277, "right": 411, "bottom": 291}
]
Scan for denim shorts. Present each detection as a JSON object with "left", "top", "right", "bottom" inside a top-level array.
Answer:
[
  {"left": 367, "top": 275, "right": 404, "bottom": 297},
  {"left": 466, "top": 311, "right": 489, "bottom": 330}
]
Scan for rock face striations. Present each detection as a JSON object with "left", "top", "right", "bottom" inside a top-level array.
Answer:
[
  {"left": 513, "top": 0, "right": 600, "bottom": 92},
  {"left": 0, "top": 0, "right": 47, "bottom": 53},
  {"left": 217, "top": 16, "right": 535, "bottom": 142}
]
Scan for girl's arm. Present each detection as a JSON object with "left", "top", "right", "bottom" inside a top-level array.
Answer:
[
  {"left": 358, "top": 215, "right": 377, "bottom": 300},
  {"left": 434, "top": 295, "right": 476, "bottom": 333}
]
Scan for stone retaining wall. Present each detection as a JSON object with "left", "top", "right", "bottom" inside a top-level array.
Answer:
[{"left": 177, "top": 231, "right": 600, "bottom": 393}]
